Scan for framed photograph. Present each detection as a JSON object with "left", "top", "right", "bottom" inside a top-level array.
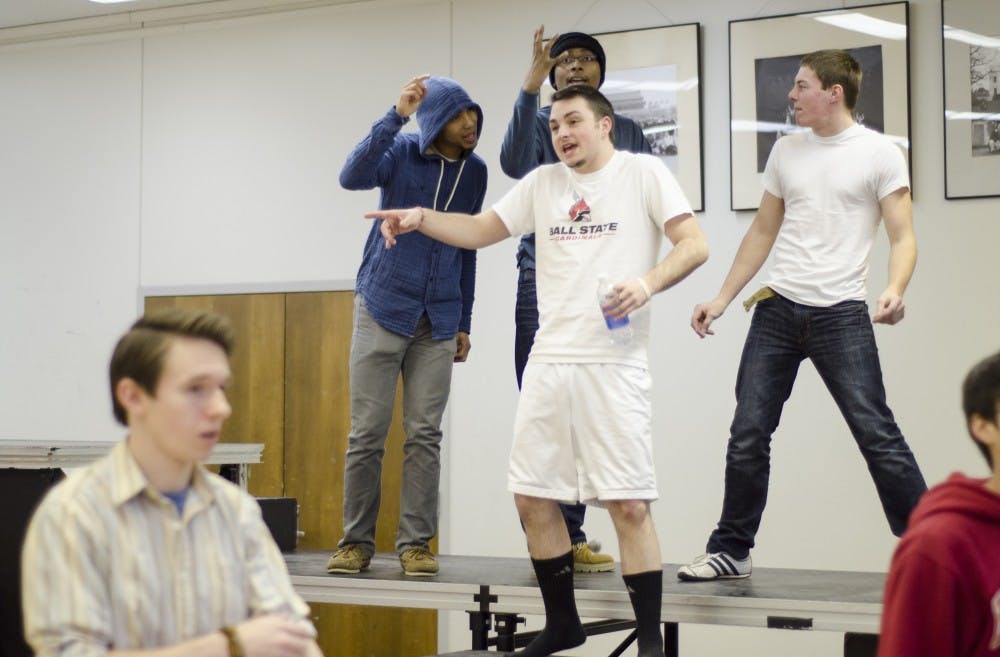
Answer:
[
  {"left": 729, "top": 2, "right": 911, "bottom": 211},
  {"left": 942, "top": 0, "right": 1000, "bottom": 199},
  {"left": 542, "top": 23, "right": 704, "bottom": 211}
]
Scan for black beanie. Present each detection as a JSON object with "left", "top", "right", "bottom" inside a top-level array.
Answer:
[{"left": 548, "top": 32, "right": 606, "bottom": 90}]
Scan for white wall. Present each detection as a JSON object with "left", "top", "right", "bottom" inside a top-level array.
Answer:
[
  {"left": 1, "top": 0, "right": 997, "bottom": 655},
  {"left": 0, "top": 37, "right": 141, "bottom": 441}
]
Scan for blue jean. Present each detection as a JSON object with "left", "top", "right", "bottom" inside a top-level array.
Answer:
[
  {"left": 341, "top": 295, "right": 456, "bottom": 555},
  {"left": 515, "top": 266, "right": 588, "bottom": 545},
  {"left": 706, "top": 294, "right": 927, "bottom": 559}
]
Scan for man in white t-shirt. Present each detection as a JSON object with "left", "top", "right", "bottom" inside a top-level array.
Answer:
[
  {"left": 678, "top": 49, "right": 927, "bottom": 582},
  {"left": 370, "top": 84, "right": 707, "bottom": 657}
]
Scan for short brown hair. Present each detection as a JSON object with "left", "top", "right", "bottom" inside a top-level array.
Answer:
[
  {"left": 962, "top": 351, "right": 1000, "bottom": 467},
  {"left": 109, "top": 308, "right": 234, "bottom": 425},
  {"left": 800, "top": 49, "right": 863, "bottom": 110},
  {"left": 551, "top": 84, "right": 616, "bottom": 144}
]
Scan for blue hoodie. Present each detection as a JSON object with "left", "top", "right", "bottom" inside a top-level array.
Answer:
[{"left": 340, "top": 77, "right": 487, "bottom": 339}]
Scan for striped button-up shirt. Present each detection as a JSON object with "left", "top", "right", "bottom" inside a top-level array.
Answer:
[{"left": 22, "top": 440, "right": 313, "bottom": 656}]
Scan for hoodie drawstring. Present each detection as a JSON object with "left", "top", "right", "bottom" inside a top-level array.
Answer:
[{"left": 432, "top": 158, "right": 467, "bottom": 212}]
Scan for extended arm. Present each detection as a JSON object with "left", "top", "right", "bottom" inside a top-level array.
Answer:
[
  {"left": 872, "top": 187, "right": 916, "bottom": 325},
  {"left": 368, "top": 207, "right": 511, "bottom": 251},
  {"left": 691, "top": 190, "right": 785, "bottom": 337},
  {"left": 500, "top": 26, "right": 559, "bottom": 179}
]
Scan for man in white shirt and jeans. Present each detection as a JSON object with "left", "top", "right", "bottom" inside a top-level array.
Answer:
[{"left": 678, "top": 49, "right": 927, "bottom": 581}]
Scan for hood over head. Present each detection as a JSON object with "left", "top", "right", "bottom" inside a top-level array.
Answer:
[
  {"left": 910, "top": 472, "right": 1000, "bottom": 527},
  {"left": 415, "top": 76, "right": 483, "bottom": 155}
]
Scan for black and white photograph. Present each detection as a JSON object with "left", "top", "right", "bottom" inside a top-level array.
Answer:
[
  {"left": 753, "top": 45, "right": 886, "bottom": 172},
  {"left": 542, "top": 23, "right": 703, "bottom": 210},
  {"left": 970, "top": 43, "right": 1000, "bottom": 157},
  {"left": 730, "top": 2, "right": 910, "bottom": 210},
  {"left": 597, "top": 24, "right": 702, "bottom": 210},
  {"left": 943, "top": 0, "right": 1000, "bottom": 198},
  {"left": 603, "top": 64, "right": 680, "bottom": 173}
]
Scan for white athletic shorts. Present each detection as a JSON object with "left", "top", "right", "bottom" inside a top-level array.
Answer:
[{"left": 507, "top": 361, "right": 658, "bottom": 506}]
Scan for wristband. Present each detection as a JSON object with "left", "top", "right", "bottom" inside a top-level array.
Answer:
[
  {"left": 220, "top": 626, "right": 244, "bottom": 657},
  {"left": 636, "top": 277, "right": 653, "bottom": 301}
]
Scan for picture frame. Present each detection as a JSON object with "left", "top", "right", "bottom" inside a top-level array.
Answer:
[
  {"left": 728, "top": 2, "right": 911, "bottom": 211},
  {"left": 541, "top": 23, "right": 704, "bottom": 211},
  {"left": 941, "top": 0, "right": 1000, "bottom": 199}
]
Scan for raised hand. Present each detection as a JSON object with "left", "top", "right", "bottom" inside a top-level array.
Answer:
[
  {"left": 397, "top": 74, "right": 431, "bottom": 119},
  {"left": 523, "top": 25, "right": 560, "bottom": 94}
]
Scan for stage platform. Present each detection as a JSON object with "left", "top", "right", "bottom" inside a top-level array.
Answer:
[{"left": 285, "top": 550, "right": 885, "bottom": 656}]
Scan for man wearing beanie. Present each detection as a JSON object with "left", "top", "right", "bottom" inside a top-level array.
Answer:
[
  {"left": 501, "top": 26, "right": 651, "bottom": 575},
  {"left": 326, "top": 74, "right": 487, "bottom": 577}
]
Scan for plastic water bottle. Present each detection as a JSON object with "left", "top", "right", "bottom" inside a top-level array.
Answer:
[{"left": 596, "top": 274, "right": 633, "bottom": 345}]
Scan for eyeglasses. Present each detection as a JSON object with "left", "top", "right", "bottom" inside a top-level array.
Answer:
[{"left": 556, "top": 54, "right": 599, "bottom": 68}]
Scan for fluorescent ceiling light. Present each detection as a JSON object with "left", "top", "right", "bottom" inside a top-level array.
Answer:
[
  {"left": 813, "top": 13, "right": 907, "bottom": 40},
  {"left": 89, "top": 0, "right": 140, "bottom": 4}
]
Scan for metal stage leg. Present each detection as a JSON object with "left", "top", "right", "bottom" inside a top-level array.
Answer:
[
  {"left": 494, "top": 614, "right": 525, "bottom": 652},
  {"left": 664, "top": 622, "right": 679, "bottom": 657},
  {"left": 844, "top": 632, "right": 878, "bottom": 657},
  {"left": 468, "top": 585, "right": 497, "bottom": 650}
]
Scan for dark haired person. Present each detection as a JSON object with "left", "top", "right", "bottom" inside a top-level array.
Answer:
[
  {"left": 22, "top": 308, "right": 322, "bottom": 657},
  {"left": 679, "top": 49, "right": 927, "bottom": 581},
  {"left": 879, "top": 350, "right": 1000, "bottom": 657},
  {"left": 371, "top": 84, "right": 707, "bottom": 657},
  {"left": 327, "top": 74, "right": 487, "bottom": 577},
  {"left": 501, "top": 25, "right": 652, "bottom": 574}
]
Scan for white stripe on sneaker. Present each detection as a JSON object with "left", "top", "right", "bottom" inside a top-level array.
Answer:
[{"left": 715, "top": 553, "right": 738, "bottom": 576}]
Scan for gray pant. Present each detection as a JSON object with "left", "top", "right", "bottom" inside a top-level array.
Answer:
[{"left": 340, "top": 295, "right": 456, "bottom": 555}]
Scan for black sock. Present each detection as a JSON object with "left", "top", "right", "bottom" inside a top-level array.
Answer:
[
  {"left": 511, "top": 551, "right": 586, "bottom": 657},
  {"left": 623, "top": 570, "right": 665, "bottom": 657}
]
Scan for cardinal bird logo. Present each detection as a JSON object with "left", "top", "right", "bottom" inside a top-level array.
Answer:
[{"left": 568, "top": 198, "right": 592, "bottom": 223}]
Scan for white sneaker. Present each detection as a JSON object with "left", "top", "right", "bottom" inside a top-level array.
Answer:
[{"left": 677, "top": 552, "right": 751, "bottom": 581}]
